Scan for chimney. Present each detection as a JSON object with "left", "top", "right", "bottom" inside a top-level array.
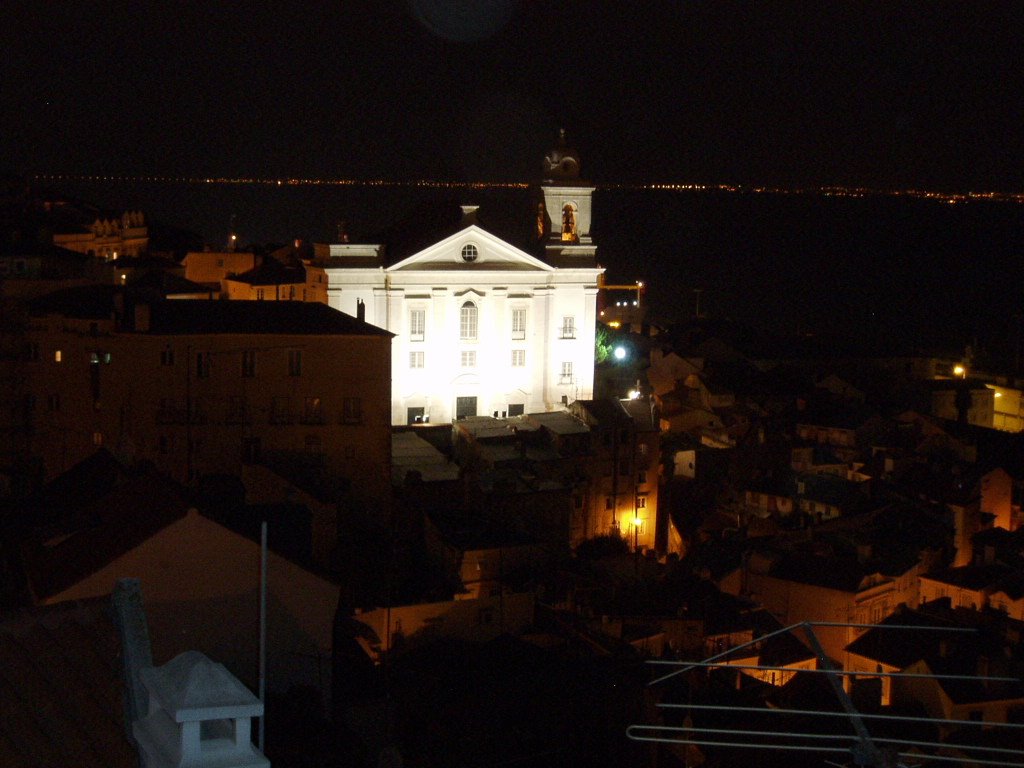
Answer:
[
  {"left": 133, "top": 651, "right": 269, "bottom": 768},
  {"left": 111, "top": 579, "right": 154, "bottom": 744}
]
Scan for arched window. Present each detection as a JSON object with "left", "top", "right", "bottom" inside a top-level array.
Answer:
[
  {"left": 460, "top": 301, "right": 478, "bottom": 340},
  {"left": 561, "top": 204, "right": 578, "bottom": 242}
]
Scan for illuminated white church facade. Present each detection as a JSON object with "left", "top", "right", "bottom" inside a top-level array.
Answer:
[{"left": 323, "top": 135, "right": 604, "bottom": 425}]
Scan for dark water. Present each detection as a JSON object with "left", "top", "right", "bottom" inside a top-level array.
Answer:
[{"left": 53, "top": 180, "right": 1024, "bottom": 363}]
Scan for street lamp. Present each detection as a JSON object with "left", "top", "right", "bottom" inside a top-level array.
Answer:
[{"left": 614, "top": 346, "right": 627, "bottom": 361}]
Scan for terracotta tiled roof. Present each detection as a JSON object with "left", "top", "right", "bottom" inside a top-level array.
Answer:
[{"left": 0, "top": 599, "right": 135, "bottom": 768}]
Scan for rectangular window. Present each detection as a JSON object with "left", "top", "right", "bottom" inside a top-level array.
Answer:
[
  {"left": 636, "top": 496, "right": 647, "bottom": 509},
  {"left": 54, "top": 350, "right": 62, "bottom": 363},
  {"left": 560, "top": 361, "right": 573, "bottom": 383},
  {"left": 410, "top": 351, "right": 425, "bottom": 369},
  {"left": 195, "top": 352, "right": 210, "bottom": 379},
  {"left": 561, "top": 316, "right": 575, "bottom": 339},
  {"left": 302, "top": 397, "right": 324, "bottom": 424},
  {"left": 342, "top": 397, "right": 362, "bottom": 424},
  {"left": 226, "top": 396, "right": 248, "bottom": 424},
  {"left": 288, "top": 350, "right": 302, "bottom": 377},
  {"left": 461, "top": 351, "right": 477, "bottom": 368},
  {"left": 47, "top": 393, "right": 60, "bottom": 412},
  {"left": 160, "top": 347, "right": 174, "bottom": 366},
  {"left": 410, "top": 309, "right": 425, "bottom": 341},
  {"left": 638, "top": 470, "right": 647, "bottom": 484},
  {"left": 92, "top": 431, "right": 103, "bottom": 446},
  {"left": 407, "top": 406, "right": 426, "bottom": 424},
  {"left": 25, "top": 342, "right": 39, "bottom": 362},
  {"left": 511, "top": 308, "right": 526, "bottom": 340},
  {"left": 455, "top": 396, "right": 477, "bottom": 420},
  {"left": 605, "top": 497, "right": 614, "bottom": 510},
  {"left": 460, "top": 303, "right": 478, "bottom": 341},
  {"left": 304, "top": 435, "right": 323, "bottom": 454},
  {"left": 241, "top": 350, "right": 256, "bottom": 378},
  {"left": 508, "top": 403, "right": 525, "bottom": 417},
  {"left": 511, "top": 349, "right": 525, "bottom": 367},
  {"left": 242, "top": 437, "right": 261, "bottom": 464},
  {"left": 256, "top": 288, "right": 265, "bottom": 300},
  {"left": 270, "top": 397, "right": 294, "bottom": 424}
]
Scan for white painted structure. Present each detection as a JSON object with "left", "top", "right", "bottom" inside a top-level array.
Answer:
[
  {"left": 134, "top": 650, "right": 269, "bottom": 768},
  {"left": 323, "top": 138, "right": 604, "bottom": 425}
]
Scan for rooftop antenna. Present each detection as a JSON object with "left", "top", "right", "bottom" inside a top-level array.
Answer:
[{"left": 630, "top": 620, "right": 1024, "bottom": 768}]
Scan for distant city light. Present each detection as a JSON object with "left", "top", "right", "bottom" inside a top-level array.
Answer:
[{"left": 27, "top": 175, "right": 1024, "bottom": 205}]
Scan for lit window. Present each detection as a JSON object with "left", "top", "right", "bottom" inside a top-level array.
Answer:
[
  {"left": 561, "top": 316, "right": 575, "bottom": 339},
  {"left": 410, "top": 351, "right": 425, "bottom": 368},
  {"left": 511, "top": 349, "right": 525, "bottom": 367},
  {"left": 636, "top": 496, "right": 647, "bottom": 509},
  {"left": 54, "top": 350, "right": 62, "bottom": 362},
  {"left": 342, "top": 397, "right": 362, "bottom": 424},
  {"left": 92, "top": 431, "right": 103, "bottom": 446},
  {"left": 461, "top": 351, "right": 477, "bottom": 367},
  {"left": 288, "top": 350, "right": 302, "bottom": 377},
  {"left": 560, "top": 362, "right": 573, "bottom": 383},
  {"left": 241, "top": 350, "right": 256, "bottom": 377},
  {"left": 511, "top": 308, "right": 526, "bottom": 339},
  {"left": 461, "top": 243, "right": 478, "bottom": 262},
  {"left": 561, "top": 204, "right": 578, "bottom": 242},
  {"left": 460, "top": 301, "right": 478, "bottom": 340},
  {"left": 410, "top": 309, "right": 425, "bottom": 341}
]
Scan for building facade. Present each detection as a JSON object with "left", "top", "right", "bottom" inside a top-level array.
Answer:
[
  {"left": 21, "top": 290, "right": 392, "bottom": 507},
  {"left": 323, "top": 137, "right": 604, "bottom": 425}
]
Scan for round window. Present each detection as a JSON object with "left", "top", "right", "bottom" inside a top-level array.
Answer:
[{"left": 461, "top": 244, "right": 478, "bottom": 262}]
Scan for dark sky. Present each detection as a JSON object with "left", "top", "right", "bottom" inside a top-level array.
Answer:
[{"left": 4, "top": 1, "right": 1023, "bottom": 191}]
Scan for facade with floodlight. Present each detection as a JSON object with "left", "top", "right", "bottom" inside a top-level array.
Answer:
[{"left": 322, "top": 134, "right": 605, "bottom": 425}]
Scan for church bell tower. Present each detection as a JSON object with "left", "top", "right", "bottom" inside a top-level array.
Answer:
[{"left": 539, "top": 129, "right": 597, "bottom": 264}]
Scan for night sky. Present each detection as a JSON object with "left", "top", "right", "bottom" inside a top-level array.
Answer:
[{"left": 4, "top": 1, "right": 1023, "bottom": 190}]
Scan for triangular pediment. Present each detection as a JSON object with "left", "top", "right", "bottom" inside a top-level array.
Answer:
[{"left": 387, "top": 225, "right": 552, "bottom": 272}]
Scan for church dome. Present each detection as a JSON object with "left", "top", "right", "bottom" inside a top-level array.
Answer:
[{"left": 543, "top": 129, "right": 581, "bottom": 181}]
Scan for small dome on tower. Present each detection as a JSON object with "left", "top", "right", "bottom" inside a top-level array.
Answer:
[{"left": 543, "top": 128, "right": 581, "bottom": 181}]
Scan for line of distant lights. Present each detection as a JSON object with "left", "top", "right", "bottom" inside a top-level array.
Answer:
[{"left": 31, "top": 175, "right": 1024, "bottom": 204}]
